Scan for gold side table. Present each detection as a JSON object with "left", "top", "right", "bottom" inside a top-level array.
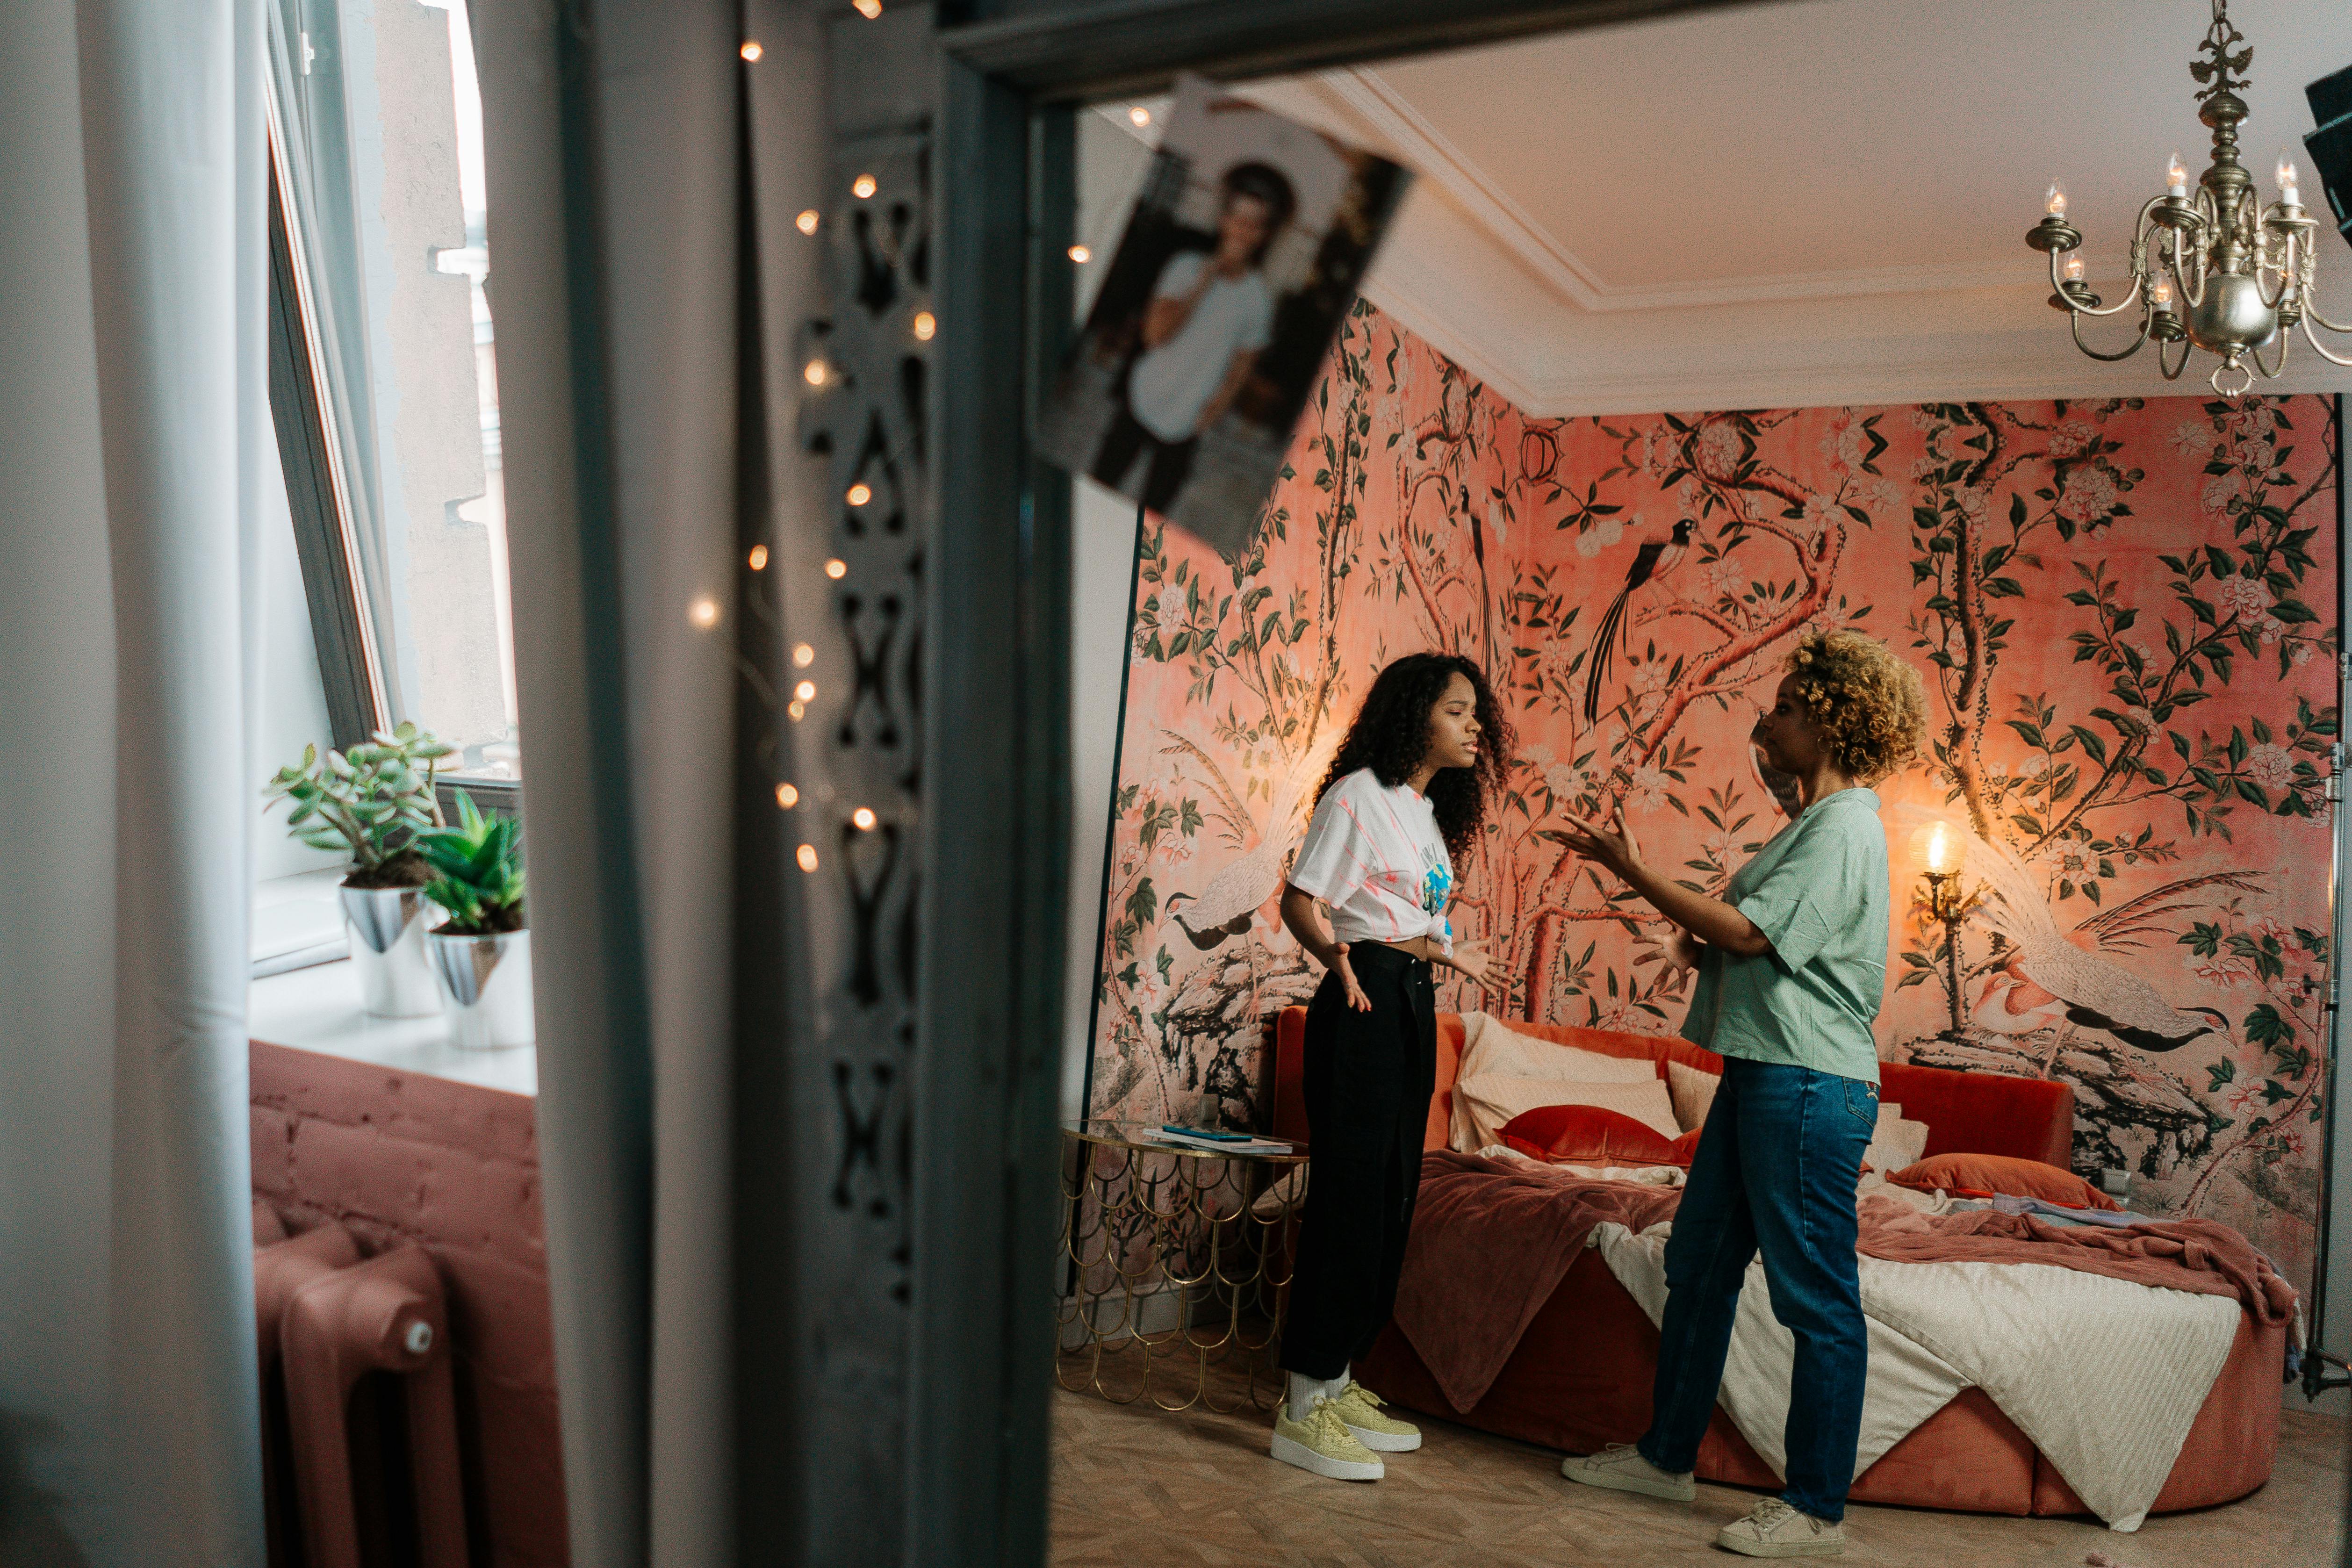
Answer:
[{"left": 1055, "top": 1120, "right": 1308, "bottom": 1414}]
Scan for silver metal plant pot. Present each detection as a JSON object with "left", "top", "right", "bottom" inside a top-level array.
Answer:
[
  {"left": 426, "top": 928, "right": 535, "bottom": 1050},
  {"left": 339, "top": 884, "right": 443, "bottom": 1018}
]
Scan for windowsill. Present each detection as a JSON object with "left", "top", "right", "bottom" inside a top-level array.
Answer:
[{"left": 249, "top": 947, "right": 539, "bottom": 1100}]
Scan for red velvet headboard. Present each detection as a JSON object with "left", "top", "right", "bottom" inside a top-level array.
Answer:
[{"left": 1268, "top": 1008, "right": 2076, "bottom": 1172}]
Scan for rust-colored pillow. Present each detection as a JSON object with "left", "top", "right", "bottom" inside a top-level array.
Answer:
[
  {"left": 1501, "top": 1105, "right": 1689, "bottom": 1168},
  {"left": 1887, "top": 1152, "right": 2121, "bottom": 1211}
]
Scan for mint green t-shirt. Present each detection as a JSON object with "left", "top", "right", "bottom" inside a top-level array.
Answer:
[{"left": 1677, "top": 786, "right": 1888, "bottom": 1086}]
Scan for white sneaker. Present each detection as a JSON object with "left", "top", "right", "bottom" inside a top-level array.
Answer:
[
  {"left": 1559, "top": 1442, "right": 1697, "bottom": 1502},
  {"left": 1715, "top": 1496, "right": 1844, "bottom": 1557},
  {"left": 1270, "top": 1395, "right": 1384, "bottom": 1482}
]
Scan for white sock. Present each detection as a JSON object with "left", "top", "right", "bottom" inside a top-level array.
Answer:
[{"left": 1286, "top": 1368, "right": 1352, "bottom": 1422}]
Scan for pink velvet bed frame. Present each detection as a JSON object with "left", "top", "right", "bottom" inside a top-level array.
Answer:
[{"left": 1268, "top": 1009, "right": 2282, "bottom": 1518}]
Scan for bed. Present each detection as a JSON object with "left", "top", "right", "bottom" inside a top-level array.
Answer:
[{"left": 1268, "top": 1008, "right": 2287, "bottom": 1525}]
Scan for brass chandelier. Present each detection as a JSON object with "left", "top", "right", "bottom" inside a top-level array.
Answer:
[{"left": 2026, "top": 0, "right": 2352, "bottom": 396}]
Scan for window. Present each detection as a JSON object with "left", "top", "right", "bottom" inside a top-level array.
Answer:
[{"left": 267, "top": 0, "right": 518, "bottom": 798}]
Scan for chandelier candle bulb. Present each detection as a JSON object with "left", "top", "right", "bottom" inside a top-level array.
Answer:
[
  {"left": 2045, "top": 180, "right": 2068, "bottom": 218},
  {"left": 2277, "top": 150, "right": 2301, "bottom": 204},
  {"left": 2062, "top": 253, "right": 2086, "bottom": 282},
  {"left": 2152, "top": 275, "right": 2174, "bottom": 307},
  {"left": 2167, "top": 150, "right": 2189, "bottom": 197}
]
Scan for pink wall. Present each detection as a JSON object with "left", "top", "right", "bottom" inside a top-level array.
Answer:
[
  {"left": 250, "top": 1041, "right": 566, "bottom": 1566},
  {"left": 1087, "top": 300, "right": 2340, "bottom": 1292}
]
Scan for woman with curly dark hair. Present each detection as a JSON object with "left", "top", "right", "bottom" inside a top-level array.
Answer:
[
  {"left": 1558, "top": 628, "right": 1927, "bottom": 1559},
  {"left": 1268, "top": 651, "right": 1514, "bottom": 1482}
]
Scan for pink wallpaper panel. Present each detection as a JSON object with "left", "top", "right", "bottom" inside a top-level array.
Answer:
[{"left": 1086, "top": 300, "right": 2341, "bottom": 1288}]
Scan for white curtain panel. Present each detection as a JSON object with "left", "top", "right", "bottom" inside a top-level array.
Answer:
[
  {"left": 0, "top": 0, "right": 267, "bottom": 1561},
  {"left": 474, "top": 0, "right": 748, "bottom": 1561}
]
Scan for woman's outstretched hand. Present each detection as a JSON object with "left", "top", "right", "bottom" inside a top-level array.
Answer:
[
  {"left": 1331, "top": 942, "right": 1372, "bottom": 1012},
  {"left": 1443, "top": 937, "right": 1496, "bottom": 988},
  {"left": 1560, "top": 805, "right": 1643, "bottom": 879}
]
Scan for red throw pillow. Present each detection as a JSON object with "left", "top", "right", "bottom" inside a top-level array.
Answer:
[
  {"left": 1500, "top": 1105, "right": 1688, "bottom": 1168},
  {"left": 1887, "top": 1152, "right": 2121, "bottom": 1211},
  {"left": 1669, "top": 1128, "right": 1702, "bottom": 1167}
]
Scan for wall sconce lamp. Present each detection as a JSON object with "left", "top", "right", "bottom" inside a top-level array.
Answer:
[{"left": 1910, "top": 820, "right": 1967, "bottom": 1033}]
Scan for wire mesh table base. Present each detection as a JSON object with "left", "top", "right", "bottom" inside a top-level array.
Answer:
[{"left": 1055, "top": 1122, "right": 1307, "bottom": 1414}]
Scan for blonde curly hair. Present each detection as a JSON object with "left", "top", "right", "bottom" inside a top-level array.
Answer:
[{"left": 1783, "top": 629, "right": 1928, "bottom": 783}]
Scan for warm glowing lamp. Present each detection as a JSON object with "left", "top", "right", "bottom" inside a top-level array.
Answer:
[{"left": 1908, "top": 820, "right": 1967, "bottom": 1034}]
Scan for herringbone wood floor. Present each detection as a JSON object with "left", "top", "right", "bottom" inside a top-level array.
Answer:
[{"left": 1050, "top": 1348, "right": 2347, "bottom": 1567}]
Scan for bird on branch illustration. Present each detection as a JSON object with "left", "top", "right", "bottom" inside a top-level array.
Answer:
[
  {"left": 1889, "top": 807, "right": 2235, "bottom": 1055},
  {"left": 1582, "top": 518, "right": 1694, "bottom": 725}
]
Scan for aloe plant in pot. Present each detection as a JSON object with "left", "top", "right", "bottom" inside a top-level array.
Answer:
[
  {"left": 264, "top": 724, "right": 454, "bottom": 1016},
  {"left": 417, "top": 789, "right": 532, "bottom": 1050}
]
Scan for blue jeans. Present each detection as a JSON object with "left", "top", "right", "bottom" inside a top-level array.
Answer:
[{"left": 1636, "top": 1058, "right": 1877, "bottom": 1521}]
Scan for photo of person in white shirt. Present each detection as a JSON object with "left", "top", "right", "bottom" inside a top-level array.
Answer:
[{"left": 1089, "top": 162, "right": 1295, "bottom": 515}]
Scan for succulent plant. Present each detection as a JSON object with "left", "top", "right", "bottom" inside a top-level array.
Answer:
[
  {"left": 417, "top": 788, "right": 525, "bottom": 935},
  {"left": 264, "top": 722, "right": 454, "bottom": 886}
]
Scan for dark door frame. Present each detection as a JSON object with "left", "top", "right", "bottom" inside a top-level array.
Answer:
[{"left": 907, "top": 3, "right": 1772, "bottom": 1562}]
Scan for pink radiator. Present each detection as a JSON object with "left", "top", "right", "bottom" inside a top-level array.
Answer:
[{"left": 254, "top": 1211, "right": 468, "bottom": 1567}]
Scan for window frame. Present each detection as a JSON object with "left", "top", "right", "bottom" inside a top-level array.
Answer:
[{"left": 264, "top": 22, "right": 522, "bottom": 821}]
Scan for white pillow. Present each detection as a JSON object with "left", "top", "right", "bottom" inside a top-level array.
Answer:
[
  {"left": 1863, "top": 1101, "right": 1930, "bottom": 1174},
  {"left": 1449, "top": 1014, "right": 1659, "bottom": 1151},
  {"left": 1451, "top": 1072, "right": 1683, "bottom": 1151},
  {"left": 1667, "top": 1060, "right": 1720, "bottom": 1134}
]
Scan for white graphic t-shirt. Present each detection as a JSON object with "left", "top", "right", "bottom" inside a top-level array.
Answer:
[
  {"left": 1287, "top": 767, "right": 1455, "bottom": 955},
  {"left": 1126, "top": 251, "right": 1273, "bottom": 443}
]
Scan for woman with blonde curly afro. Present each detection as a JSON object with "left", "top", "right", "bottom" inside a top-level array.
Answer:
[{"left": 1556, "top": 629, "right": 1928, "bottom": 1559}]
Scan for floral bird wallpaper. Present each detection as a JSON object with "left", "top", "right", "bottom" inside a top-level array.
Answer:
[{"left": 1086, "top": 299, "right": 2342, "bottom": 1288}]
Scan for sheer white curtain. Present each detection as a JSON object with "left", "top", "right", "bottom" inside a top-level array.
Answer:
[
  {"left": 0, "top": 0, "right": 267, "bottom": 1562},
  {"left": 474, "top": 0, "right": 752, "bottom": 1560}
]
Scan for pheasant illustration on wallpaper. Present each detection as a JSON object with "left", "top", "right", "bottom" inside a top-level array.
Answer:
[{"left": 1087, "top": 299, "right": 2340, "bottom": 1287}]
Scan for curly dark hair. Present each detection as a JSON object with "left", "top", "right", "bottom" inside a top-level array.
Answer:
[{"left": 1316, "top": 653, "right": 1514, "bottom": 860}]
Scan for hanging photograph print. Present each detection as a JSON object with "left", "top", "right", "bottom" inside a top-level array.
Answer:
[{"left": 1035, "top": 75, "right": 1409, "bottom": 561}]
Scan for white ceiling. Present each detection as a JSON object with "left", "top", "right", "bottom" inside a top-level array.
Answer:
[{"left": 1108, "top": 0, "right": 2352, "bottom": 417}]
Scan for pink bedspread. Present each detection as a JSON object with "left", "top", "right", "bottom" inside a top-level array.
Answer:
[
  {"left": 1854, "top": 1194, "right": 2298, "bottom": 1324},
  {"left": 1389, "top": 1153, "right": 2295, "bottom": 1413},
  {"left": 1392, "top": 1151, "right": 1681, "bottom": 1411}
]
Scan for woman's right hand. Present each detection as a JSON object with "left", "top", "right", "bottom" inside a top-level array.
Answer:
[{"left": 1331, "top": 942, "right": 1372, "bottom": 1012}]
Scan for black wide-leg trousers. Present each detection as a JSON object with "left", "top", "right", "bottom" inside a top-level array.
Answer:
[{"left": 1279, "top": 941, "right": 1438, "bottom": 1380}]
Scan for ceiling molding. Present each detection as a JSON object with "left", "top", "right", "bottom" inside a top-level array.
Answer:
[
  {"left": 1516, "top": 353, "right": 2352, "bottom": 420},
  {"left": 1324, "top": 66, "right": 2032, "bottom": 314}
]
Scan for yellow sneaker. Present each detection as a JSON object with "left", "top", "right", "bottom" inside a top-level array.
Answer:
[
  {"left": 1331, "top": 1381, "right": 1421, "bottom": 1452},
  {"left": 1560, "top": 1442, "right": 1697, "bottom": 1502},
  {"left": 1715, "top": 1497, "right": 1844, "bottom": 1557},
  {"left": 1270, "top": 1395, "right": 1384, "bottom": 1481}
]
